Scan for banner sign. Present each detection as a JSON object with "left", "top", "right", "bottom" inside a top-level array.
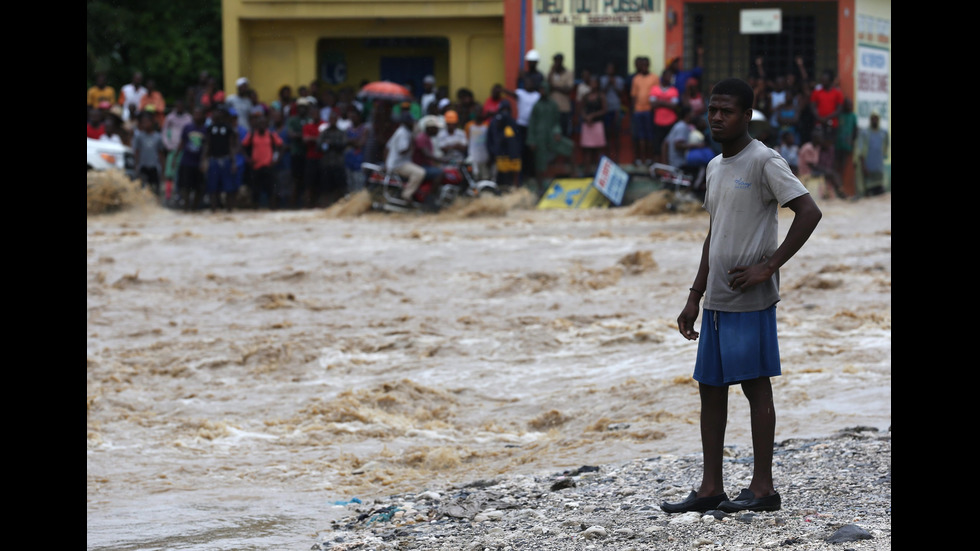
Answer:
[
  {"left": 591, "top": 156, "right": 630, "bottom": 206},
  {"left": 535, "top": 0, "right": 658, "bottom": 26},
  {"left": 740, "top": 9, "right": 782, "bottom": 34},
  {"left": 537, "top": 178, "right": 610, "bottom": 209}
]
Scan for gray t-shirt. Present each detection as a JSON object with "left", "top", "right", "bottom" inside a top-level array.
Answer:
[
  {"left": 131, "top": 129, "right": 164, "bottom": 171},
  {"left": 702, "top": 139, "right": 808, "bottom": 313},
  {"left": 225, "top": 94, "right": 254, "bottom": 131}
]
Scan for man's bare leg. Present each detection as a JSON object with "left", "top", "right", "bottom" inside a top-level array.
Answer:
[
  {"left": 740, "top": 376, "right": 776, "bottom": 497},
  {"left": 697, "top": 382, "right": 729, "bottom": 497}
]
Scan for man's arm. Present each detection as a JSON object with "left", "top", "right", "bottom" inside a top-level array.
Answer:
[
  {"left": 200, "top": 132, "right": 210, "bottom": 172},
  {"left": 229, "top": 131, "right": 240, "bottom": 173},
  {"left": 677, "top": 226, "right": 711, "bottom": 340},
  {"left": 727, "top": 193, "right": 822, "bottom": 291}
]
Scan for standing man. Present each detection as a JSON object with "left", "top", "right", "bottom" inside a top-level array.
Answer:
[
  {"left": 242, "top": 112, "right": 284, "bottom": 209},
  {"left": 315, "top": 110, "right": 349, "bottom": 208},
  {"left": 87, "top": 72, "right": 116, "bottom": 109},
  {"left": 486, "top": 100, "right": 522, "bottom": 189},
  {"left": 118, "top": 71, "right": 147, "bottom": 124},
  {"left": 287, "top": 97, "right": 313, "bottom": 208},
  {"left": 857, "top": 110, "right": 888, "bottom": 197},
  {"left": 201, "top": 106, "right": 240, "bottom": 212},
  {"left": 547, "top": 53, "right": 575, "bottom": 137},
  {"left": 226, "top": 77, "right": 255, "bottom": 132},
  {"left": 809, "top": 69, "right": 844, "bottom": 141},
  {"left": 518, "top": 49, "right": 543, "bottom": 91},
  {"left": 629, "top": 56, "right": 657, "bottom": 166},
  {"left": 649, "top": 70, "right": 680, "bottom": 165},
  {"left": 420, "top": 75, "right": 438, "bottom": 116},
  {"left": 138, "top": 78, "right": 167, "bottom": 130},
  {"left": 300, "top": 104, "right": 324, "bottom": 207},
  {"left": 662, "top": 77, "right": 822, "bottom": 514},
  {"left": 502, "top": 75, "right": 542, "bottom": 182}
]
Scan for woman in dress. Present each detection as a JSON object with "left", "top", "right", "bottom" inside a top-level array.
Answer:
[{"left": 576, "top": 75, "right": 608, "bottom": 175}]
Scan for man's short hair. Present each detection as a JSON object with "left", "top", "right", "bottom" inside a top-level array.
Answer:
[{"left": 710, "top": 78, "right": 755, "bottom": 112}]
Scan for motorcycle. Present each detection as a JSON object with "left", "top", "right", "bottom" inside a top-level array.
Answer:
[
  {"left": 649, "top": 162, "right": 705, "bottom": 211},
  {"left": 361, "top": 160, "right": 499, "bottom": 213}
]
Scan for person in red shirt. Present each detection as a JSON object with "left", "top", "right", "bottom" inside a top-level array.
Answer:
[
  {"left": 809, "top": 69, "right": 844, "bottom": 140},
  {"left": 299, "top": 108, "right": 323, "bottom": 208},
  {"left": 87, "top": 106, "right": 106, "bottom": 139},
  {"left": 412, "top": 118, "right": 447, "bottom": 188},
  {"left": 482, "top": 84, "right": 505, "bottom": 119},
  {"left": 649, "top": 70, "right": 680, "bottom": 165},
  {"left": 242, "top": 112, "right": 284, "bottom": 209}
]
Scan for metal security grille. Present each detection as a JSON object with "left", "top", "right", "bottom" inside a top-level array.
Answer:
[
  {"left": 685, "top": 2, "right": 835, "bottom": 91},
  {"left": 749, "top": 15, "right": 817, "bottom": 82},
  {"left": 574, "top": 26, "right": 629, "bottom": 78}
]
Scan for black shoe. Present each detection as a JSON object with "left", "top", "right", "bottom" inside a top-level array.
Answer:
[
  {"left": 717, "top": 488, "right": 781, "bottom": 512},
  {"left": 660, "top": 491, "right": 728, "bottom": 513}
]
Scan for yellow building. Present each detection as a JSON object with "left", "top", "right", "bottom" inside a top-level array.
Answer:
[{"left": 220, "top": 0, "right": 512, "bottom": 110}]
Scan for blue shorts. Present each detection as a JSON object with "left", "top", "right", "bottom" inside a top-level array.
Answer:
[
  {"left": 206, "top": 157, "right": 239, "bottom": 194},
  {"left": 631, "top": 112, "right": 654, "bottom": 140},
  {"left": 693, "top": 305, "right": 781, "bottom": 387}
]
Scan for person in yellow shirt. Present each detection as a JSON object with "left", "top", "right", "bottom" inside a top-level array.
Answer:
[{"left": 87, "top": 72, "right": 116, "bottom": 109}]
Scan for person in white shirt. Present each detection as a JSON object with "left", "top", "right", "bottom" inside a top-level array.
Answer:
[
  {"left": 119, "top": 71, "right": 147, "bottom": 123},
  {"left": 434, "top": 110, "right": 468, "bottom": 164},
  {"left": 502, "top": 75, "right": 542, "bottom": 179},
  {"left": 385, "top": 112, "right": 426, "bottom": 201},
  {"left": 420, "top": 75, "right": 438, "bottom": 115}
]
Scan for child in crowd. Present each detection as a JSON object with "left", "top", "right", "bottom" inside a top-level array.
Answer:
[
  {"left": 465, "top": 108, "right": 491, "bottom": 181},
  {"left": 131, "top": 111, "right": 166, "bottom": 198},
  {"left": 778, "top": 130, "right": 800, "bottom": 175},
  {"left": 796, "top": 125, "right": 823, "bottom": 197}
]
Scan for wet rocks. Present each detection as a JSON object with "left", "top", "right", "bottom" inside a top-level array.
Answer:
[{"left": 314, "top": 427, "right": 891, "bottom": 550}]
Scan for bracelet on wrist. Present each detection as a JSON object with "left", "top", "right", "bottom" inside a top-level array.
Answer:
[{"left": 689, "top": 287, "right": 705, "bottom": 296}]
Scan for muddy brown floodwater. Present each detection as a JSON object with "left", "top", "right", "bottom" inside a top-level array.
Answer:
[{"left": 87, "top": 174, "right": 890, "bottom": 550}]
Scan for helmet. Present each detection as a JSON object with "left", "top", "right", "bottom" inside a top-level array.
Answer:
[{"left": 524, "top": 49, "right": 540, "bottom": 62}]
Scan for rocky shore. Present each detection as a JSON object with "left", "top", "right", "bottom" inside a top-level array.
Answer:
[{"left": 313, "top": 426, "right": 891, "bottom": 550}]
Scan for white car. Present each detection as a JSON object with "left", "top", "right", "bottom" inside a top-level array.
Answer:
[{"left": 87, "top": 137, "right": 135, "bottom": 178}]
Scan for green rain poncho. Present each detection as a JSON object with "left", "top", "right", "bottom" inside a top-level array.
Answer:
[{"left": 525, "top": 83, "right": 573, "bottom": 176}]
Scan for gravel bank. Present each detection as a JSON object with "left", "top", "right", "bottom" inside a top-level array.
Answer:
[{"left": 313, "top": 426, "right": 891, "bottom": 550}]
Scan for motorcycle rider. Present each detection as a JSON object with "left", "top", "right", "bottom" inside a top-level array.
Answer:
[
  {"left": 384, "top": 111, "right": 427, "bottom": 201},
  {"left": 412, "top": 116, "right": 447, "bottom": 190}
]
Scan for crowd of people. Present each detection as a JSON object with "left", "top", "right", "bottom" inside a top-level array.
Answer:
[
  {"left": 652, "top": 54, "right": 889, "bottom": 201},
  {"left": 86, "top": 51, "right": 888, "bottom": 212}
]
